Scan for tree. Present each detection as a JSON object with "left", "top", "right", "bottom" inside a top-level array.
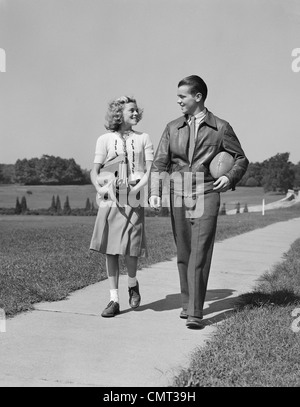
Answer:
[
  {"left": 14, "top": 158, "right": 40, "bottom": 184},
  {"left": 220, "top": 203, "right": 226, "bottom": 215},
  {"left": 82, "top": 169, "right": 92, "bottom": 184},
  {"left": 20, "top": 196, "right": 28, "bottom": 213},
  {"left": 238, "top": 162, "right": 264, "bottom": 187},
  {"left": 14, "top": 155, "right": 87, "bottom": 185},
  {"left": 245, "top": 177, "right": 259, "bottom": 187},
  {"left": 15, "top": 197, "right": 22, "bottom": 214},
  {"left": 49, "top": 195, "right": 57, "bottom": 213},
  {"left": 56, "top": 196, "right": 62, "bottom": 214},
  {"left": 85, "top": 198, "right": 91, "bottom": 211},
  {"left": 292, "top": 162, "right": 300, "bottom": 189},
  {"left": 63, "top": 196, "right": 71, "bottom": 215},
  {"left": 261, "top": 153, "right": 295, "bottom": 194},
  {"left": 61, "top": 159, "right": 85, "bottom": 184},
  {"left": 38, "top": 155, "right": 59, "bottom": 184}
]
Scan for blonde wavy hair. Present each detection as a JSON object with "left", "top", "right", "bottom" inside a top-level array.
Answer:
[{"left": 105, "top": 96, "right": 143, "bottom": 131}]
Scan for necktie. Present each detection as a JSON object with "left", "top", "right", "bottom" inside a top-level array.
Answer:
[{"left": 189, "top": 116, "right": 195, "bottom": 166}]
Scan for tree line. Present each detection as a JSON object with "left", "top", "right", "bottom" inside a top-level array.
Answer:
[
  {"left": 0, "top": 195, "right": 98, "bottom": 216},
  {"left": 238, "top": 152, "right": 300, "bottom": 193},
  {"left": 0, "top": 155, "right": 91, "bottom": 185},
  {"left": 0, "top": 152, "right": 300, "bottom": 193},
  {"left": 0, "top": 194, "right": 171, "bottom": 217}
]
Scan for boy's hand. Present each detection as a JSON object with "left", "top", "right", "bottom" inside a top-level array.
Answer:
[
  {"left": 149, "top": 195, "right": 161, "bottom": 211},
  {"left": 213, "top": 176, "right": 230, "bottom": 192}
]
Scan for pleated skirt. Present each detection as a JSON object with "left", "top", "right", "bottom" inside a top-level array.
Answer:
[{"left": 90, "top": 201, "right": 147, "bottom": 257}]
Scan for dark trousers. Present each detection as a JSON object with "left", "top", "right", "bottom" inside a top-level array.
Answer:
[{"left": 170, "top": 192, "right": 220, "bottom": 318}]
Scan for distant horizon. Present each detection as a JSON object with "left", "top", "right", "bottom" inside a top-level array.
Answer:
[
  {"left": 1, "top": 150, "right": 299, "bottom": 170},
  {"left": 1, "top": 0, "right": 300, "bottom": 169}
]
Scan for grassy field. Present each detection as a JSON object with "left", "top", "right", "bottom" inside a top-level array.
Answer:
[
  {"left": 1, "top": 204, "right": 300, "bottom": 386},
  {"left": 0, "top": 184, "right": 96, "bottom": 210},
  {"left": 220, "top": 186, "right": 285, "bottom": 211},
  {"left": 173, "top": 238, "right": 300, "bottom": 387},
  {"left": 1, "top": 203, "right": 300, "bottom": 317},
  {"left": 0, "top": 216, "right": 176, "bottom": 316},
  {"left": 0, "top": 184, "right": 286, "bottom": 211}
]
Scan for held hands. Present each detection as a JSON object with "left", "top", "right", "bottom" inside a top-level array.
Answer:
[
  {"left": 96, "top": 178, "right": 118, "bottom": 200},
  {"left": 213, "top": 176, "right": 230, "bottom": 192},
  {"left": 96, "top": 178, "right": 139, "bottom": 201},
  {"left": 149, "top": 195, "right": 162, "bottom": 212}
]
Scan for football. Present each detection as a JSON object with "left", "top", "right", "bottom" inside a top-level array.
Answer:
[{"left": 209, "top": 152, "right": 234, "bottom": 179}]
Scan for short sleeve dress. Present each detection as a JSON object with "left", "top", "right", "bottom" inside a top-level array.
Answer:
[{"left": 89, "top": 131, "right": 154, "bottom": 257}]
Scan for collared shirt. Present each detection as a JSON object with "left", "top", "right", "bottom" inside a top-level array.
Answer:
[{"left": 188, "top": 108, "right": 207, "bottom": 138}]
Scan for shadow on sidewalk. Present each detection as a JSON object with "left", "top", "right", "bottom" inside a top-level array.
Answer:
[
  {"left": 204, "top": 290, "right": 238, "bottom": 325},
  {"left": 122, "top": 289, "right": 238, "bottom": 326},
  {"left": 131, "top": 293, "right": 182, "bottom": 313}
]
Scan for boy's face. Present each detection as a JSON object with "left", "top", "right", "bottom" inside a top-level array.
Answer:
[{"left": 177, "top": 85, "right": 201, "bottom": 116}]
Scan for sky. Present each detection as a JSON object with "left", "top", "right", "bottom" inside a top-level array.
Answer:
[{"left": 0, "top": 0, "right": 300, "bottom": 170}]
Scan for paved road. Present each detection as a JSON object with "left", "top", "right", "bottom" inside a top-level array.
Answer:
[{"left": 1, "top": 218, "right": 300, "bottom": 387}]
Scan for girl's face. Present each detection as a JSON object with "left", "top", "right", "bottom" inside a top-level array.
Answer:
[{"left": 122, "top": 102, "right": 139, "bottom": 129}]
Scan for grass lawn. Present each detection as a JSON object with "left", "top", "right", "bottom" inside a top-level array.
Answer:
[
  {"left": 220, "top": 186, "right": 285, "bottom": 210},
  {"left": 172, "top": 238, "right": 300, "bottom": 387},
  {"left": 0, "top": 184, "right": 96, "bottom": 210},
  {"left": 1, "top": 203, "right": 300, "bottom": 317},
  {"left": 1, "top": 204, "right": 300, "bottom": 387},
  {"left": 0, "top": 184, "right": 286, "bottom": 211},
  {"left": 0, "top": 216, "right": 176, "bottom": 316}
]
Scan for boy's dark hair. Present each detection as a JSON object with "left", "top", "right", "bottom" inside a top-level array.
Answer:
[{"left": 178, "top": 75, "right": 208, "bottom": 101}]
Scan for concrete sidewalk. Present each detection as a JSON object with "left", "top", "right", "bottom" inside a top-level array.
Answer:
[{"left": 1, "top": 218, "right": 300, "bottom": 387}]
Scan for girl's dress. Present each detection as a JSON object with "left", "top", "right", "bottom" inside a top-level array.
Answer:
[{"left": 90, "top": 131, "right": 154, "bottom": 257}]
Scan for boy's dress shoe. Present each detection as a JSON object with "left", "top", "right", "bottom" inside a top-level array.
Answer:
[
  {"left": 186, "top": 316, "right": 204, "bottom": 329},
  {"left": 180, "top": 310, "right": 188, "bottom": 319}
]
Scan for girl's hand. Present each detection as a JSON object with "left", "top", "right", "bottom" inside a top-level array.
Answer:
[
  {"left": 97, "top": 180, "right": 117, "bottom": 200},
  {"left": 129, "top": 182, "right": 140, "bottom": 194}
]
